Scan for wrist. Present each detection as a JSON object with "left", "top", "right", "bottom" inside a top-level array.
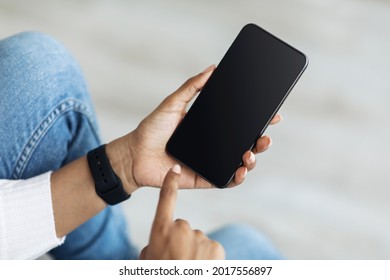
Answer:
[{"left": 105, "top": 134, "right": 138, "bottom": 195}]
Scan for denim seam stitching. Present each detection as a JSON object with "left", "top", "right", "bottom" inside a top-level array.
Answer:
[{"left": 11, "top": 98, "right": 98, "bottom": 179}]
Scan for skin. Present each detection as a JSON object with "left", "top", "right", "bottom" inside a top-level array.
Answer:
[
  {"left": 50, "top": 65, "right": 282, "bottom": 258},
  {"left": 139, "top": 164, "right": 225, "bottom": 260}
]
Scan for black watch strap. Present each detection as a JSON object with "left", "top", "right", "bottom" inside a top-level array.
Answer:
[{"left": 87, "top": 144, "right": 130, "bottom": 205}]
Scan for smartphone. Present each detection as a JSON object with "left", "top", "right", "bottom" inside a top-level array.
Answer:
[{"left": 166, "top": 23, "right": 308, "bottom": 188}]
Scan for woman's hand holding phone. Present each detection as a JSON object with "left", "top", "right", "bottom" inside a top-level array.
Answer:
[{"left": 106, "top": 66, "right": 281, "bottom": 194}]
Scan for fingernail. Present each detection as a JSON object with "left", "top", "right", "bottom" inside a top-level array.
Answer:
[
  {"left": 202, "top": 64, "right": 215, "bottom": 73},
  {"left": 268, "top": 137, "right": 272, "bottom": 147},
  {"left": 249, "top": 152, "right": 255, "bottom": 163},
  {"left": 171, "top": 164, "right": 181, "bottom": 174},
  {"left": 243, "top": 167, "right": 248, "bottom": 177}
]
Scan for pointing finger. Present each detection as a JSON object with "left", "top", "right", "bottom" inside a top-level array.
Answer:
[{"left": 152, "top": 164, "right": 181, "bottom": 233}]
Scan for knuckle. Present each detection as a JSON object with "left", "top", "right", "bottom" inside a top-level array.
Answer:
[
  {"left": 174, "top": 218, "right": 190, "bottom": 229},
  {"left": 188, "top": 81, "right": 200, "bottom": 94},
  {"left": 256, "top": 140, "right": 266, "bottom": 151},
  {"left": 161, "top": 95, "right": 182, "bottom": 112},
  {"left": 185, "top": 76, "right": 195, "bottom": 85},
  {"left": 210, "top": 240, "right": 222, "bottom": 248},
  {"left": 177, "top": 77, "right": 195, "bottom": 94},
  {"left": 193, "top": 229, "right": 205, "bottom": 238},
  {"left": 248, "top": 161, "right": 256, "bottom": 170},
  {"left": 210, "top": 240, "right": 225, "bottom": 253},
  {"left": 234, "top": 175, "right": 244, "bottom": 185}
]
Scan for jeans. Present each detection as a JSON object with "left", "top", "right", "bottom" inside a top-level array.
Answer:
[{"left": 0, "top": 31, "right": 282, "bottom": 260}]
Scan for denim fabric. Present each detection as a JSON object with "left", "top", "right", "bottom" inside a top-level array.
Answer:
[
  {"left": 209, "top": 224, "right": 283, "bottom": 260},
  {"left": 0, "top": 31, "right": 282, "bottom": 260},
  {"left": 0, "top": 32, "right": 138, "bottom": 259}
]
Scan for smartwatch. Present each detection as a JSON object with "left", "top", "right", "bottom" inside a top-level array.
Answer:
[{"left": 87, "top": 144, "right": 130, "bottom": 205}]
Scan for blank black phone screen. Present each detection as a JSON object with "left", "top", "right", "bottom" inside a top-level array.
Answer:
[{"left": 166, "top": 23, "right": 308, "bottom": 188}]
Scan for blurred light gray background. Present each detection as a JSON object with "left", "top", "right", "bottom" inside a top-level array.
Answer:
[{"left": 1, "top": 0, "right": 389, "bottom": 259}]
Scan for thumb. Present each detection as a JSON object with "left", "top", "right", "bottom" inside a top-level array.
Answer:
[{"left": 163, "top": 65, "right": 215, "bottom": 111}]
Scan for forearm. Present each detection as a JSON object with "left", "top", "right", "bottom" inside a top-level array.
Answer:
[
  {"left": 51, "top": 155, "right": 105, "bottom": 237},
  {"left": 50, "top": 135, "right": 137, "bottom": 238}
]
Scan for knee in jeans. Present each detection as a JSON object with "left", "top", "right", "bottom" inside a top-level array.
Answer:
[
  {"left": 214, "top": 223, "right": 274, "bottom": 243},
  {"left": 1, "top": 31, "right": 87, "bottom": 102},
  {"left": 3, "top": 31, "right": 75, "bottom": 67}
]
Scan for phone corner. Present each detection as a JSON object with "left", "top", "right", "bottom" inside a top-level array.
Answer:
[{"left": 302, "top": 53, "right": 309, "bottom": 69}]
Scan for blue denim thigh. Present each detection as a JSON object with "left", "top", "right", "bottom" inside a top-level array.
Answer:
[
  {"left": 0, "top": 32, "right": 137, "bottom": 259},
  {"left": 208, "top": 223, "right": 284, "bottom": 260},
  {"left": 0, "top": 31, "right": 99, "bottom": 178}
]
